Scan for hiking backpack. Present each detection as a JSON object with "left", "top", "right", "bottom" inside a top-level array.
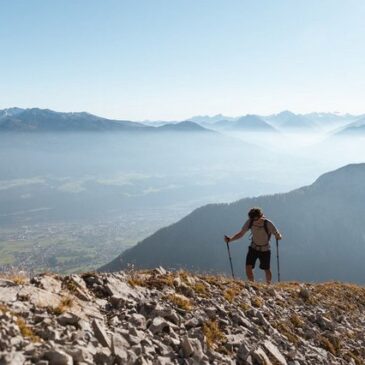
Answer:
[{"left": 248, "top": 218, "right": 271, "bottom": 242}]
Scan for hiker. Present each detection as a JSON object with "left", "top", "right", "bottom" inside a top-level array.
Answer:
[{"left": 224, "top": 207, "right": 282, "bottom": 284}]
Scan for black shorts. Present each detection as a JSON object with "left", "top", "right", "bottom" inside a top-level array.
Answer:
[{"left": 246, "top": 247, "right": 271, "bottom": 270}]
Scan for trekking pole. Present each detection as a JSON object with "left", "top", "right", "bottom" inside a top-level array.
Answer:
[
  {"left": 276, "top": 239, "right": 281, "bottom": 282},
  {"left": 225, "top": 240, "right": 235, "bottom": 279}
]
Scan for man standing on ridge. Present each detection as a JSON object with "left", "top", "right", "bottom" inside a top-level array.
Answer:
[{"left": 224, "top": 207, "right": 282, "bottom": 284}]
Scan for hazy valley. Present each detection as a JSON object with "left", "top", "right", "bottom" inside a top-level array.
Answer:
[{"left": 1, "top": 108, "right": 365, "bottom": 277}]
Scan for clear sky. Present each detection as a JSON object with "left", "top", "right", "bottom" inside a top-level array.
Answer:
[{"left": 1, "top": 0, "right": 365, "bottom": 120}]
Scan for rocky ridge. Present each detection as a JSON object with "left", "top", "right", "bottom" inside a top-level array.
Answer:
[{"left": 0, "top": 269, "right": 364, "bottom": 365}]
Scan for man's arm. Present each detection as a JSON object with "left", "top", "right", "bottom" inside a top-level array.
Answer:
[
  {"left": 224, "top": 220, "right": 250, "bottom": 243},
  {"left": 267, "top": 220, "right": 282, "bottom": 240}
]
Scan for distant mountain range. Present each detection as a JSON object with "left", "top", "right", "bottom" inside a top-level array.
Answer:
[
  {"left": 189, "top": 114, "right": 237, "bottom": 124},
  {"left": 190, "top": 111, "right": 361, "bottom": 132},
  {"left": 101, "top": 163, "right": 365, "bottom": 283},
  {"left": 0, "top": 108, "right": 212, "bottom": 133},
  {"left": 0, "top": 108, "right": 148, "bottom": 132},
  {"left": 1, "top": 107, "right": 363, "bottom": 134},
  {"left": 304, "top": 112, "right": 359, "bottom": 124},
  {"left": 263, "top": 111, "right": 318, "bottom": 130}
]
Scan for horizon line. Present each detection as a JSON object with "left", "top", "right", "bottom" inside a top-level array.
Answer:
[{"left": 1, "top": 106, "right": 363, "bottom": 123}]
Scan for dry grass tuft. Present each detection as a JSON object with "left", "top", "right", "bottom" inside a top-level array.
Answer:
[
  {"left": 52, "top": 296, "right": 74, "bottom": 315},
  {"left": 192, "top": 282, "right": 209, "bottom": 297},
  {"left": 224, "top": 287, "right": 240, "bottom": 303},
  {"left": 344, "top": 351, "right": 365, "bottom": 365},
  {"left": 289, "top": 313, "right": 304, "bottom": 328},
  {"left": 16, "top": 317, "right": 40, "bottom": 342},
  {"left": 203, "top": 320, "right": 225, "bottom": 349},
  {"left": 201, "top": 274, "right": 230, "bottom": 290},
  {"left": 273, "top": 321, "right": 300, "bottom": 345},
  {"left": 164, "top": 294, "right": 192, "bottom": 311},
  {"left": 318, "top": 335, "right": 338, "bottom": 356},
  {"left": 275, "top": 281, "right": 300, "bottom": 289},
  {"left": 311, "top": 282, "right": 365, "bottom": 312},
  {"left": 127, "top": 276, "right": 146, "bottom": 288},
  {"left": 0, "top": 271, "right": 28, "bottom": 285},
  {"left": 0, "top": 303, "right": 11, "bottom": 313},
  {"left": 178, "top": 270, "right": 189, "bottom": 284},
  {"left": 63, "top": 278, "right": 79, "bottom": 294},
  {"left": 0, "top": 304, "right": 40, "bottom": 342},
  {"left": 130, "top": 273, "right": 175, "bottom": 290},
  {"left": 240, "top": 302, "right": 251, "bottom": 312},
  {"left": 251, "top": 296, "right": 263, "bottom": 308}
]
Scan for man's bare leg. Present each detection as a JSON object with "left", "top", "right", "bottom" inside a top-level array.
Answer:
[
  {"left": 265, "top": 269, "right": 272, "bottom": 284},
  {"left": 246, "top": 265, "right": 254, "bottom": 282}
]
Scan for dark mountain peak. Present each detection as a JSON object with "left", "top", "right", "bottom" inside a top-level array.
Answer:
[
  {"left": 233, "top": 114, "right": 276, "bottom": 131},
  {"left": 313, "top": 163, "right": 365, "bottom": 188},
  {"left": 158, "top": 121, "right": 211, "bottom": 132},
  {"left": 276, "top": 110, "right": 296, "bottom": 117}
]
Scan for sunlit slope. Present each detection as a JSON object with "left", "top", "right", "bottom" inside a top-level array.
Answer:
[
  {"left": 1, "top": 270, "right": 365, "bottom": 363},
  {"left": 101, "top": 164, "right": 365, "bottom": 283}
]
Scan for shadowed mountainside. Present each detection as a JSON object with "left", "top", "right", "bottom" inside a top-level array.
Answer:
[{"left": 101, "top": 164, "right": 365, "bottom": 283}]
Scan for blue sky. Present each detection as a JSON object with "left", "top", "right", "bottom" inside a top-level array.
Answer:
[{"left": 1, "top": 0, "right": 365, "bottom": 120}]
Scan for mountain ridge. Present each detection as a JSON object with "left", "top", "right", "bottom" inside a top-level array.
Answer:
[
  {"left": 2, "top": 108, "right": 362, "bottom": 132},
  {"left": 335, "top": 116, "right": 365, "bottom": 135},
  {"left": 0, "top": 108, "right": 212, "bottom": 133},
  {"left": 0, "top": 108, "right": 148, "bottom": 132}
]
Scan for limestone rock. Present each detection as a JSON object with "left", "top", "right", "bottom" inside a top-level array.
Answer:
[
  {"left": 57, "top": 312, "right": 80, "bottom": 326},
  {"left": 148, "top": 317, "right": 170, "bottom": 334},
  {"left": 0, "top": 270, "right": 363, "bottom": 365},
  {"left": 44, "top": 350, "right": 73, "bottom": 365},
  {"left": 263, "top": 340, "right": 287, "bottom": 365},
  {"left": 92, "top": 319, "right": 111, "bottom": 348},
  {"left": 0, "top": 351, "right": 26, "bottom": 365},
  {"left": 33, "top": 275, "right": 62, "bottom": 294},
  {"left": 0, "top": 287, "right": 19, "bottom": 302},
  {"left": 0, "top": 279, "right": 17, "bottom": 288},
  {"left": 252, "top": 347, "right": 273, "bottom": 365}
]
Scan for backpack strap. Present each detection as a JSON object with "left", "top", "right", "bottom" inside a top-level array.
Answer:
[
  {"left": 248, "top": 219, "right": 254, "bottom": 242},
  {"left": 263, "top": 219, "right": 271, "bottom": 241}
]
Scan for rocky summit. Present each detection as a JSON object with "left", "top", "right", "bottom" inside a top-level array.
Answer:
[{"left": 0, "top": 269, "right": 364, "bottom": 365}]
